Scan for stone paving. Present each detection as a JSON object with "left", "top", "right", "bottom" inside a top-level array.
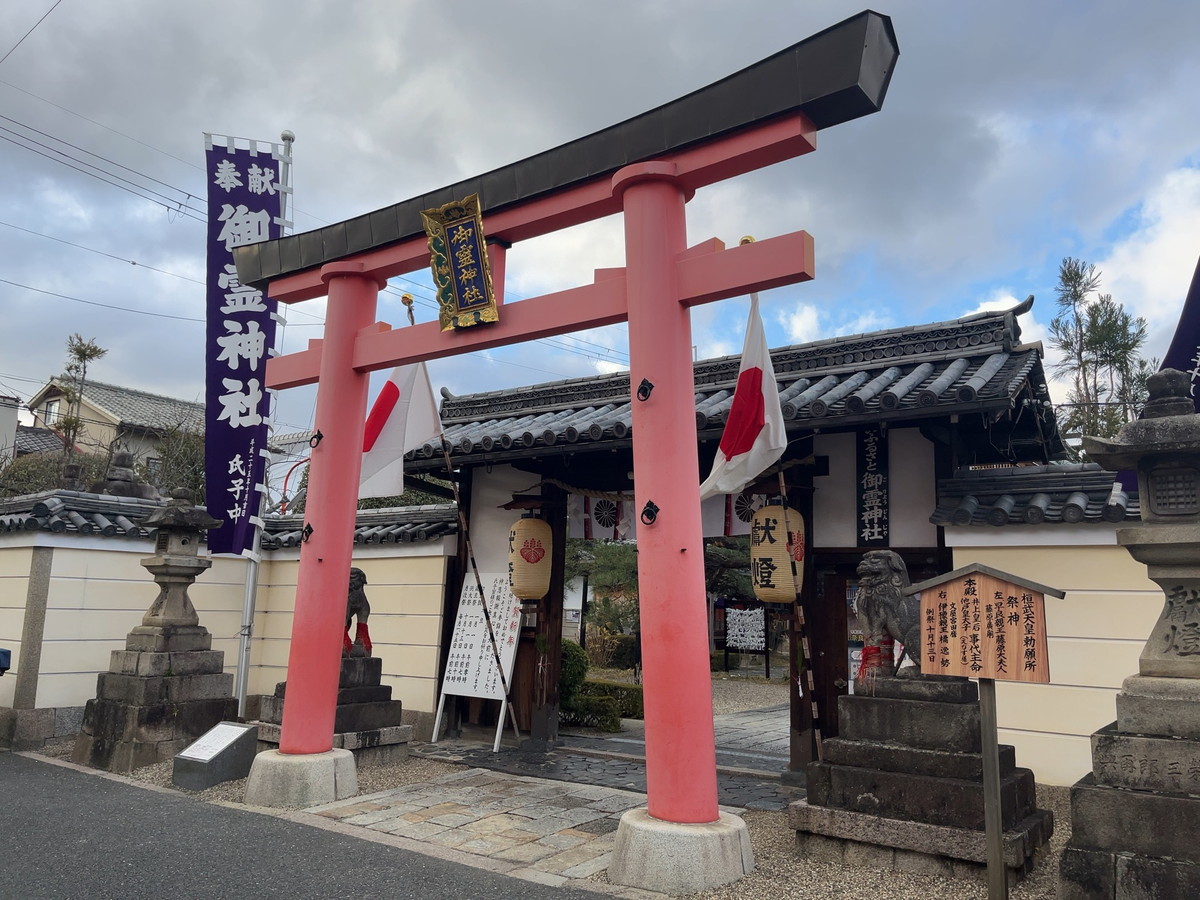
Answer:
[
  {"left": 305, "top": 702, "right": 802, "bottom": 885},
  {"left": 307, "top": 767, "right": 645, "bottom": 882}
]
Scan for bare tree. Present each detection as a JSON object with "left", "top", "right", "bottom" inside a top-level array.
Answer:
[{"left": 58, "top": 334, "right": 108, "bottom": 462}]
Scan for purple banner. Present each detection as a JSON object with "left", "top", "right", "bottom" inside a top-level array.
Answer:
[
  {"left": 1161, "top": 254, "right": 1200, "bottom": 413},
  {"left": 204, "top": 137, "right": 287, "bottom": 555}
]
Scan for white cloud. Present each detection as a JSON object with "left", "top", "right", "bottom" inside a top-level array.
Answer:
[{"left": 1097, "top": 166, "right": 1200, "bottom": 359}]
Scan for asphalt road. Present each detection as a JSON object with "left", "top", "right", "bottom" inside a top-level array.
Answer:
[{"left": 1, "top": 752, "right": 604, "bottom": 900}]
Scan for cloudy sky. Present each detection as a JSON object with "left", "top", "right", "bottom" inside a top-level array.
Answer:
[{"left": 2, "top": 0, "right": 1199, "bottom": 440}]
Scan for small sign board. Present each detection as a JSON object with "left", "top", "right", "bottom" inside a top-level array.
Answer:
[
  {"left": 172, "top": 721, "right": 258, "bottom": 791},
  {"left": 421, "top": 193, "right": 499, "bottom": 332},
  {"left": 909, "top": 563, "right": 1064, "bottom": 684},
  {"left": 440, "top": 573, "right": 523, "bottom": 702},
  {"left": 177, "top": 722, "right": 252, "bottom": 762}
]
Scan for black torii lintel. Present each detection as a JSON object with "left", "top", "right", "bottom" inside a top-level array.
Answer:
[{"left": 234, "top": 10, "right": 898, "bottom": 290}]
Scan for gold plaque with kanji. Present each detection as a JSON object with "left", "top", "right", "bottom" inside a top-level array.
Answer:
[{"left": 420, "top": 193, "right": 499, "bottom": 332}]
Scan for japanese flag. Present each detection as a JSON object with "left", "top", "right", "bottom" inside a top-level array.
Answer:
[
  {"left": 699, "top": 293, "right": 786, "bottom": 500},
  {"left": 359, "top": 363, "right": 442, "bottom": 499}
]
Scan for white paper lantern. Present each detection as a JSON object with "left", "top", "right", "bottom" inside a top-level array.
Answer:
[
  {"left": 749, "top": 504, "right": 805, "bottom": 603},
  {"left": 508, "top": 515, "right": 553, "bottom": 600}
]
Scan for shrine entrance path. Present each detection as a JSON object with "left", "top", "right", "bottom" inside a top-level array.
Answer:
[{"left": 412, "top": 700, "right": 797, "bottom": 812}]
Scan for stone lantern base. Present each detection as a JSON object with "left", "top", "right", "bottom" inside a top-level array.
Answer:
[
  {"left": 1060, "top": 676, "right": 1200, "bottom": 898},
  {"left": 72, "top": 623, "right": 236, "bottom": 773}
]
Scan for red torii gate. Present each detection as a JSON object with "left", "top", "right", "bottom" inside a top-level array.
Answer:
[{"left": 237, "top": 10, "right": 897, "bottom": 890}]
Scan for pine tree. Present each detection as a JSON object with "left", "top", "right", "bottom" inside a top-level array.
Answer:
[{"left": 1048, "top": 258, "right": 1150, "bottom": 446}]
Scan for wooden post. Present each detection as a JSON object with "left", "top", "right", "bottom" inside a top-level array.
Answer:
[{"left": 979, "top": 677, "right": 1008, "bottom": 900}]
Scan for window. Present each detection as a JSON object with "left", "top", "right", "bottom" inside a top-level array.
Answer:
[{"left": 44, "top": 398, "right": 60, "bottom": 425}]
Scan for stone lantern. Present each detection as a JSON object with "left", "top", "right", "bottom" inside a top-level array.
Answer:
[
  {"left": 138, "top": 489, "right": 223, "bottom": 629},
  {"left": 1059, "top": 369, "right": 1200, "bottom": 897},
  {"left": 73, "top": 490, "right": 237, "bottom": 773}
]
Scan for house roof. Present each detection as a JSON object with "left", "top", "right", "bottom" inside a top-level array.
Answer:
[
  {"left": 30, "top": 379, "right": 204, "bottom": 434},
  {"left": 929, "top": 462, "right": 1139, "bottom": 527},
  {"left": 0, "top": 488, "right": 457, "bottom": 546},
  {"left": 15, "top": 425, "right": 64, "bottom": 455},
  {"left": 405, "top": 298, "right": 1065, "bottom": 475}
]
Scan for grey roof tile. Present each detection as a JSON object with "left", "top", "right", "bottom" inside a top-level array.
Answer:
[{"left": 407, "top": 302, "right": 1064, "bottom": 469}]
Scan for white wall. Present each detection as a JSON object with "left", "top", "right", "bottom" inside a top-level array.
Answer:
[{"left": 813, "top": 427, "right": 935, "bottom": 547}]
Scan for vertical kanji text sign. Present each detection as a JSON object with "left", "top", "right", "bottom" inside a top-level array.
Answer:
[{"left": 918, "top": 571, "right": 1051, "bottom": 683}]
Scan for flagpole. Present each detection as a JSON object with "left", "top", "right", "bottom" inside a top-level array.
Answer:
[
  {"left": 776, "top": 464, "right": 823, "bottom": 761},
  {"left": 235, "top": 129, "right": 294, "bottom": 717}
]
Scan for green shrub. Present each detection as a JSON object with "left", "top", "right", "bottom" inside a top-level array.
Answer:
[
  {"left": 560, "top": 639, "right": 589, "bottom": 704},
  {"left": 582, "top": 679, "right": 644, "bottom": 719},
  {"left": 609, "top": 633, "right": 640, "bottom": 670},
  {"left": 560, "top": 694, "right": 621, "bottom": 732},
  {"left": 710, "top": 650, "right": 742, "bottom": 671}
]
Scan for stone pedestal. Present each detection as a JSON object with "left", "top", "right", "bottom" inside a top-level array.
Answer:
[
  {"left": 1066, "top": 371, "right": 1200, "bottom": 898},
  {"left": 1060, "top": 676, "right": 1200, "bottom": 898},
  {"left": 72, "top": 624, "right": 236, "bottom": 773},
  {"left": 788, "top": 676, "right": 1052, "bottom": 881},
  {"left": 254, "top": 656, "right": 409, "bottom": 765}
]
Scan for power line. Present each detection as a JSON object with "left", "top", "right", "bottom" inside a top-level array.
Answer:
[
  {"left": 0, "top": 114, "right": 206, "bottom": 214},
  {"left": 0, "top": 127, "right": 207, "bottom": 223},
  {"left": 0, "top": 278, "right": 205, "bottom": 322},
  {"left": 0, "top": 0, "right": 63, "bottom": 68}
]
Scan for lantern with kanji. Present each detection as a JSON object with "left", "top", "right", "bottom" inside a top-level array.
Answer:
[
  {"left": 509, "top": 513, "right": 553, "bottom": 600},
  {"left": 749, "top": 502, "right": 805, "bottom": 603}
]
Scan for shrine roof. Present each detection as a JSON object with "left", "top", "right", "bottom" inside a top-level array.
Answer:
[
  {"left": 406, "top": 299, "right": 1066, "bottom": 472},
  {"left": 0, "top": 489, "right": 458, "bottom": 547},
  {"left": 928, "top": 462, "right": 1140, "bottom": 527},
  {"left": 234, "top": 11, "right": 897, "bottom": 289}
]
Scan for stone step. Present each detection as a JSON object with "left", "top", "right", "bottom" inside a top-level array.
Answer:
[
  {"left": 806, "top": 761, "right": 1038, "bottom": 831},
  {"left": 96, "top": 672, "right": 234, "bottom": 705},
  {"left": 272, "top": 684, "right": 392, "bottom": 704},
  {"left": 108, "top": 649, "right": 226, "bottom": 678},
  {"left": 1060, "top": 845, "right": 1200, "bottom": 899},
  {"left": 838, "top": 694, "right": 981, "bottom": 753},
  {"left": 1091, "top": 720, "right": 1200, "bottom": 793},
  {"left": 124, "top": 625, "right": 212, "bottom": 653},
  {"left": 257, "top": 696, "right": 404, "bottom": 733},
  {"left": 821, "top": 736, "right": 1015, "bottom": 780},
  {"left": 860, "top": 675, "right": 978, "bottom": 704},
  {"left": 789, "top": 798, "right": 1053, "bottom": 870},
  {"left": 1068, "top": 773, "right": 1200, "bottom": 865}
]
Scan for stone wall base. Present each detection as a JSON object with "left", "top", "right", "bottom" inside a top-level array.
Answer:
[
  {"left": 255, "top": 721, "right": 412, "bottom": 768},
  {"left": 1060, "top": 846, "right": 1200, "bottom": 900},
  {"left": 0, "top": 705, "right": 85, "bottom": 750},
  {"left": 789, "top": 799, "right": 1051, "bottom": 882}
]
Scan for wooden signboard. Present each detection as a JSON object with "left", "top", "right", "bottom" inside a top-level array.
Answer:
[{"left": 913, "top": 564, "right": 1062, "bottom": 684}]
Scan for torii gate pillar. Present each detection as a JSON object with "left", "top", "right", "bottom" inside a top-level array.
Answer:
[{"left": 605, "top": 164, "right": 754, "bottom": 889}]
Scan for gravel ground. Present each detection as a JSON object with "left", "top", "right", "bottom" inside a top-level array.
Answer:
[{"left": 35, "top": 675, "right": 1068, "bottom": 898}]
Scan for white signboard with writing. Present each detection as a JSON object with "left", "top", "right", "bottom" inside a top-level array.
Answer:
[
  {"left": 433, "top": 573, "right": 524, "bottom": 751},
  {"left": 725, "top": 606, "right": 766, "bottom": 651},
  {"left": 440, "top": 574, "right": 523, "bottom": 701}
]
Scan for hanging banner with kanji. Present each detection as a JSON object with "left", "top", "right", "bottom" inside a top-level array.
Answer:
[
  {"left": 440, "top": 573, "right": 523, "bottom": 701},
  {"left": 421, "top": 193, "right": 499, "bottom": 331},
  {"left": 857, "top": 425, "right": 889, "bottom": 546},
  {"left": 911, "top": 564, "right": 1062, "bottom": 683},
  {"left": 203, "top": 134, "right": 290, "bottom": 555}
]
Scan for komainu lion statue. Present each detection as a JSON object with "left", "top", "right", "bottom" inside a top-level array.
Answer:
[
  {"left": 854, "top": 549, "right": 921, "bottom": 687},
  {"left": 344, "top": 567, "right": 372, "bottom": 657}
]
